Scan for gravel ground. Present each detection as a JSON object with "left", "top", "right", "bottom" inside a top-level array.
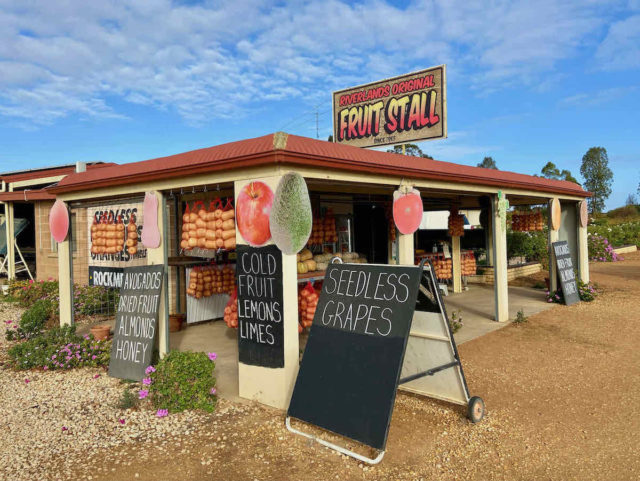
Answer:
[
  {"left": 2, "top": 252, "right": 640, "bottom": 480},
  {"left": 0, "top": 304, "right": 224, "bottom": 481}
]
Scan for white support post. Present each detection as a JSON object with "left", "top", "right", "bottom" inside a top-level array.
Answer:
[
  {"left": 235, "top": 176, "right": 299, "bottom": 409},
  {"left": 147, "top": 191, "right": 169, "bottom": 358},
  {"left": 577, "top": 224, "right": 589, "bottom": 284},
  {"left": 398, "top": 233, "right": 414, "bottom": 266},
  {"left": 548, "top": 200, "right": 559, "bottom": 293},
  {"left": 6, "top": 202, "right": 15, "bottom": 279},
  {"left": 58, "top": 236, "right": 74, "bottom": 326},
  {"left": 492, "top": 195, "right": 509, "bottom": 322},
  {"left": 451, "top": 235, "right": 462, "bottom": 293},
  {"left": 486, "top": 212, "right": 494, "bottom": 266}
]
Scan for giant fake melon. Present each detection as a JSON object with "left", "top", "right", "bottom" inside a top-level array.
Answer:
[{"left": 270, "top": 172, "right": 313, "bottom": 254}]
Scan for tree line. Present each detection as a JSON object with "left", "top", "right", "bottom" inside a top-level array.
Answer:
[{"left": 385, "top": 143, "right": 618, "bottom": 214}]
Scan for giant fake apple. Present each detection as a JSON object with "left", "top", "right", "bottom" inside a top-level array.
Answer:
[
  {"left": 393, "top": 187, "right": 422, "bottom": 235},
  {"left": 236, "top": 181, "right": 274, "bottom": 246}
]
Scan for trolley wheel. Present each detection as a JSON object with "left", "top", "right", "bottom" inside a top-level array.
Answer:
[{"left": 467, "top": 396, "right": 485, "bottom": 423}]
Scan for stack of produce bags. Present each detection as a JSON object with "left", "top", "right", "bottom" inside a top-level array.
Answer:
[
  {"left": 461, "top": 252, "right": 477, "bottom": 276},
  {"left": 307, "top": 209, "right": 338, "bottom": 246},
  {"left": 90, "top": 214, "right": 125, "bottom": 255},
  {"left": 223, "top": 289, "right": 238, "bottom": 328},
  {"left": 448, "top": 209, "right": 465, "bottom": 237},
  {"left": 180, "top": 198, "right": 236, "bottom": 252},
  {"left": 186, "top": 264, "right": 236, "bottom": 299},
  {"left": 512, "top": 212, "right": 544, "bottom": 231},
  {"left": 298, "top": 282, "right": 319, "bottom": 332}
]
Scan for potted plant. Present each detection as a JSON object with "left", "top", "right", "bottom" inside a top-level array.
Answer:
[
  {"left": 169, "top": 313, "right": 186, "bottom": 332},
  {"left": 90, "top": 324, "right": 111, "bottom": 341}
]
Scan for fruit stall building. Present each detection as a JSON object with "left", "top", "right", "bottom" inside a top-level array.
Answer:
[{"left": 47, "top": 132, "right": 590, "bottom": 409}]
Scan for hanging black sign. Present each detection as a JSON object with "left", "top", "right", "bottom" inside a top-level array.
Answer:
[
  {"left": 89, "top": 266, "right": 124, "bottom": 289},
  {"left": 236, "top": 244, "right": 284, "bottom": 368},
  {"left": 288, "top": 262, "right": 422, "bottom": 450},
  {"left": 108, "top": 265, "right": 164, "bottom": 381},
  {"left": 552, "top": 241, "right": 580, "bottom": 306}
]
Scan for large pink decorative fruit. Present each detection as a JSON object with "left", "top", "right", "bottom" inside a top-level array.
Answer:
[
  {"left": 236, "top": 181, "right": 274, "bottom": 246},
  {"left": 49, "top": 199, "right": 70, "bottom": 243},
  {"left": 393, "top": 188, "right": 422, "bottom": 235}
]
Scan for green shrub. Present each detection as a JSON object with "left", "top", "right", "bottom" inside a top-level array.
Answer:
[
  {"left": 507, "top": 228, "right": 549, "bottom": 268},
  {"left": 7, "top": 279, "right": 119, "bottom": 318},
  {"left": 145, "top": 351, "right": 217, "bottom": 414},
  {"left": 588, "top": 221, "right": 640, "bottom": 248},
  {"left": 7, "top": 325, "right": 111, "bottom": 371},
  {"left": 5, "top": 299, "right": 56, "bottom": 341},
  {"left": 448, "top": 310, "right": 463, "bottom": 333},
  {"left": 514, "top": 308, "right": 528, "bottom": 323}
]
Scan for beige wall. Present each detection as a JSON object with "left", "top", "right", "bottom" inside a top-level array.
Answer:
[{"left": 35, "top": 201, "right": 90, "bottom": 285}]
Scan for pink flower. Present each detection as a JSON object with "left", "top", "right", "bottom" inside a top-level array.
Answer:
[
  {"left": 142, "top": 377, "right": 152, "bottom": 386},
  {"left": 210, "top": 387, "right": 217, "bottom": 395},
  {"left": 156, "top": 409, "right": 168, "bottom": 418},
  {"left": 118, "top": 418, "right": 125, "bottom": 425},
  {"left": 138, "top": 389, "right": 149, "bottom": 399},
  {"left": 24, "top": 379, "right": 30, "bottom": 384},
  {"left": 207, "top": 352, "right": 217, "bottom": 362},
  {"left": 93, "top": 374, "right": 100, "bottom": 379},
  {"left": 43, "top": 366, "right": 48, "bottom": 371},
  {"left": 62, "top": 426, "right": 68, "bottom": 432},
  {"left": 145, "top": 365, "right": 156, "bottom": 375}
]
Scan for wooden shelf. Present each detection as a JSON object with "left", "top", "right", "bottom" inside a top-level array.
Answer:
[{"left": 297, "top": 270, "right": 326, "bottom": 283}]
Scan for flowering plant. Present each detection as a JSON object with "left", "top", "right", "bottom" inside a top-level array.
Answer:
[
  {"left": 546, "top": 280, "right": 598, "bottom": 304},
  {"left": 587, "top": 234, "right": 622, "bottom": 262},
  {"left": 7, "top": 325, "right": 111, "bottom": 370},
  {"left": 142, "top": 350, "right": 217, "bottom": 414}
]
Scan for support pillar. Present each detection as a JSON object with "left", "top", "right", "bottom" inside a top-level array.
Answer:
[
  {"left": 548, "top": 199, "right": 560, "bottom": 293},
  {"left": 58, "top": 234, "right": 74, "bottom": 326},
  {"left": 452, "top": 235, "right": 462, "bottom": 293},
  {"left": 235, "top": 176, "right": 299, "bottom": 409},
  {"left": 485, "top": 212, "right": 494, "bottom": 266},
  {"left": 492, "top": 194, "right": 509, "bottom": 322},
  {"left": 398, "top": 232, "right": 414, "bottom": 266},
  {"left": 147, "top": 191, "right": 169, "bottom": 358},
  {"left": 6, "top": 202, "right": 15, "bottom": 279},
  {"left": 578, "top": 224, "right": 589, "bottom": 284}
]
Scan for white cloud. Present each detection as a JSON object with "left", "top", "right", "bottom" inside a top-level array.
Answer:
[
  {"left": 0, "top": 0, "right": 624, "bottom": 127},
  {"left": 595, "top": 15, "right": 640, "bottom": 70},
  {"left": 561, "top": 86, "right": 638, "bottom": 107}
]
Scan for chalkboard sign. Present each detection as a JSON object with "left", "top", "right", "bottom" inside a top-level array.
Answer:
[
  {"left": 552, "top": 241, "right": 580, "bottom": 306},
  {"left": 288, "top": 262, "right": 422, "bottom": 450},
  {"left": 236, "top": 244, "right": 284, "bottom": 368},
  {"left": 108, "top": 265, "right": 164, "bottom": 381},
  {"left": 89, "top": 266, "right": 124, "bottom": 288}
]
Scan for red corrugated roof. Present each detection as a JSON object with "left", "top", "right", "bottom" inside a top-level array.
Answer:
[
  {"left": 2, "top": 162, "right": 114, "bottom": 184},
  {"left": 49, "top": 133, "right": 589, "bottom": 198}
]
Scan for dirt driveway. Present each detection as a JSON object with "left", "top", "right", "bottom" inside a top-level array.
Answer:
[{"left": 61, "top": 253, "right": 640, "bottom": 481}]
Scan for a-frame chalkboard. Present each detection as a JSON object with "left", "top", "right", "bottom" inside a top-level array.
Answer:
[{"left": 287, "top": 259, "right": 484, "bottom": 464}]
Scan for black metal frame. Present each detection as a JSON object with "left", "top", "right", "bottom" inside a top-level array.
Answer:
[{"left": 397, "top": 259, "right": 471, "bottom": 400}]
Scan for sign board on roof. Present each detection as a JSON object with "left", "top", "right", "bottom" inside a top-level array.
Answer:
[{"left": 332, "top": 65, "right": 447, "bottom": 149}]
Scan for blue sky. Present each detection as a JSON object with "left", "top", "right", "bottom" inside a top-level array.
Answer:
[{"left": 0, "top": 0, "right": 638, "bottom": 209}]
